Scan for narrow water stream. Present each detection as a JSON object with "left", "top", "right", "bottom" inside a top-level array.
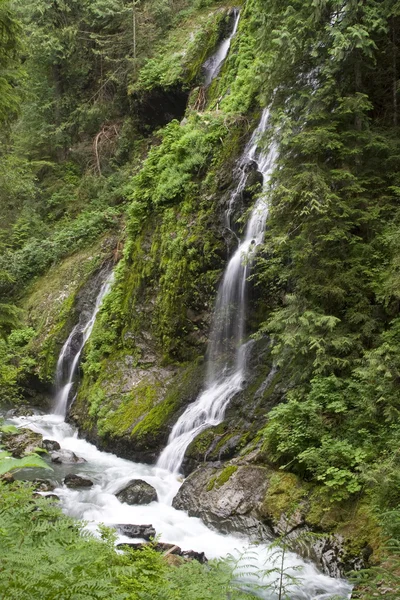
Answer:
[{"left": 203, "top": 8, "right": 240, "bottom": 86}]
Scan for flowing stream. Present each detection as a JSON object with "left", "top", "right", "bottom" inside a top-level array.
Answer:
[
  {"left": 157, "top": 109, "right": 277, "bottom": 474},
  {"left": 5, "top": 115, "right": 351, "bottom": 599},
  {"left": 203, "top": 8, "right": 240, "bottom": 86}
]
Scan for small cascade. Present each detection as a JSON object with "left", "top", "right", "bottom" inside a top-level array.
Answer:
[
  {"left": 225, "top": 108, "right": 271, "bottom": 231},
  {"left": 203, "top": 9, "right": 240, "bottom": 87},
  {"left": 53, "top": 271, "right": 114, "bottom": 417},
  {"left": 157, "top": 109, "right": 278, "bottom": 474}
]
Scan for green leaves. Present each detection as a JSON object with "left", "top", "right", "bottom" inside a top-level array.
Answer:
[{"left": 0, "top": 451, "right": 52, "bottom": 476}]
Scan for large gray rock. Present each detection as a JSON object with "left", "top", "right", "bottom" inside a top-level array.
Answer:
[
  {"left": 173, "top": 462, "right": 369, "bottom": 578},
  {"left": 116, "top": 479, "right": 157, "bottom": 505},
  {"left": 51, "top": 449, "right": 86, "bottom": 464},
  {"left": 172, "top": 463, "right": 271, "bottom": 540}
]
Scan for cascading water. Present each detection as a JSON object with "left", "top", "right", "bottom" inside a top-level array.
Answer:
[
  {"left": 53, "top": 271, "right": 114, "bottom": 417},
  {"left": 157, "top": 109, "right": 278, "bottom": 474},
  {"left": 203, "top": 8, "right": 240, "bottom": 86}
]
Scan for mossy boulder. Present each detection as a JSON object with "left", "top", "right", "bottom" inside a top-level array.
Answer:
[
  {"left": 1, "top": 428, "right": 43, "bottom": 458},
  {"left": 172, "top": 463, "right": 271, "bottom": 539}
]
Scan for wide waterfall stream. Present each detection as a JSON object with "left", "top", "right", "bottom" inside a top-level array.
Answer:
[{"left": 5, "top": 117, "right": 351, "bottom": 599}]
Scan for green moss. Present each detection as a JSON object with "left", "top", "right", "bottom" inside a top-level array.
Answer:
[
  {"left": 132, "top": 5, "right": 232, "bottom": 94},
  {"left": 101, "top": 382, "right": 160, "bottom": 438},
  {"left": 262, "top": 472, "right": 308, "bottom": 520},
  {"left": 206, "top": 475, "right": 217, "bottom": 492},
  {"left": 131, "top": 360, "right": 204, "bottom": 443},
  {"left": 208, "top": 465, "right": 238, "bottom": 491}
]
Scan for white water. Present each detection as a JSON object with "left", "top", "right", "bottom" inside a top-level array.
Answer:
[
  {"left": 203, "top": 9, "right": 240, "bottom": 86},
  {"left": 9, "top": 412, "right": 351, "bottom": 600},
  {"left": 157, "top": 109, "right": 277, "bottom": 474},
  {"left": 53, "top": 271, "right": 114, "bottom": 417}
]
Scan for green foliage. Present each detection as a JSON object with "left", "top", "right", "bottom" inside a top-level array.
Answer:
[
  {"left": 0, "top": 0, "right": 21, "bottom": 124},
  {"left": 0, "top": 481, "right": 290, "bottom": 600},
  {"left": 0, "top": 450, "right": 51, "bottom": 475},
  {"left": 352, "top": 509, "right": 400, "bottom": 599},
  {"left": 253, "top": 0, "right": 400, "bottom": 506}
]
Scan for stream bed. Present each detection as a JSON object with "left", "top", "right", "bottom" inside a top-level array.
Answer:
[{"left": 7, "top": 410, "right": 352, "bottom": 600}]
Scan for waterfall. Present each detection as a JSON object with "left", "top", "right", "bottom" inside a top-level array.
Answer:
[
  {"left": 203, "top": 9, "right": 240, "bottom": 87},
  {"left": 53, "top": 271, "right": 115, "bottom": 417},
  {"left": 157, "top": 109, "right": 278, "bottom": 473}
]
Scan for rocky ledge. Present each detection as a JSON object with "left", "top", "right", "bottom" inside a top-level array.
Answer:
[{"left": 172, "top": 462, "right": 375, "bottom": 579}]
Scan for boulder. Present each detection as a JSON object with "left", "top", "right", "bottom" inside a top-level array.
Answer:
[
  {"left": 63, "top": 473, "right": 93, "bottom": 488},
  {"left": 116, "top": 524, "right": 156, "bottom": 540},
  {"left": 116, "top": 479, "right": 157, "bottom": 505},
  {"left": 42, "top": 439, "right": 61, "bottom": 452},
  {"left": 2, "top": 429, "right": 43, "bottom": 458},
  {"left": 51, "top": 450, "right": 86, "bottom": 464},
  {"left": 172, "top": 463, "right": 271, "bottom": 540}
]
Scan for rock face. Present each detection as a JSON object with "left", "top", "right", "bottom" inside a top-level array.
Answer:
[
  {"left": 63, "top": 473, "right": 93, "bottom": 488},
  {"left": 116, "top": 479, "right": 157, "bottom": 505},
  {"left": 51, "top": 449, "right": 86, "bottom": 464},
  {"left": 172, "top": 464, "right": 271, "bottom": 540},
  {"left": 173, "top": 461, "right": 372, "bottom": 578},
  {"left": 116, "top": 524, "right": 156, "bottom": 541},
  {"left": 1, "top": 429, "right": 43, "bottom": 458}
]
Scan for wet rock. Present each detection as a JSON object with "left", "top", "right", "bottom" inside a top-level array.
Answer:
[
  {"left": 63, "top": 473, "right": 93, "bottom": 488},
  {"left": 2, "top": 429, "right": 43, "bottom": 458},
  {"left": 42, "top": 439, "right": 61, "bottom": 452},
  {"left": 0, "top": 472, "right": 15, "bottom": 484},
  {"left": 33, "top": 492, "right": 60, "bottom": 501},
  {"left": 115, "top": 541, "right": 207, "bottom": 564},
  {"left": 51, "top": 449, "right": 86, "bottom": 464},
  {"left": 116, "top": 524, "right": 156, "bottom": 541},
  {"left": 242, "top": 168, "right": 263, "bottom": 202},
  {"left": 116, "top": 479, "right": 158, "bottom": 505},
  {"left": 44, "top": 494, "right": 60, "bottom": 501},
  {"left": 33, "top": 479, "right": 56, "bottom": 492},
  {"left": 181, "top": 550, "right": 207, "bottom": 564},
  {"left": 6, "top": 406, "right": 35, "bottom": 418},
  {"left": 172, "top": 463, "right": 271, "bottom": 540}
]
